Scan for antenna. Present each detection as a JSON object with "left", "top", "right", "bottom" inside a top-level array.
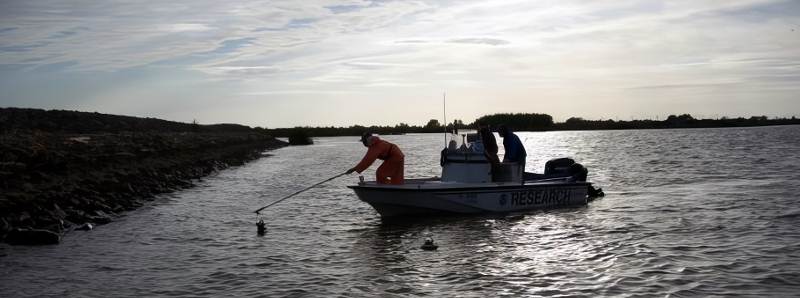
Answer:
[{"left": 443, "top": 92, "right": 447, "bottom": 148}]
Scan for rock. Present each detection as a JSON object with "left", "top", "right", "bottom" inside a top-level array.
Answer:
[
  {"left": 66, "top": 209, "right": 88, "bottom": 223},
  {"left": 42, "top": 219, "right": 65, "bottom": 233},
  {"left": 89, "top": 215, "right": 112, "bottom": 225},
  {"left": 0, "top": 161, "right": 26, "bottom": 172},
  {"left": 52, "top": 203, "right": 67, "bottom": 219},
  {"left": 111, "top": 204, "right": 124, "bottom": 213},
  {"left": 66, "top": 136, "right": 91, "bottom": 144},
  {"left": 62, "top": 219, "right": 76, "bottom": 229},
  {"left": 4, "top": 228, "right": 61, "bottom": 245},
  {"left": 75, "top": 223, "right": 93, "bottom": 231},
  {"left": 69, "top": 197, "right": 83, "bottom": 206},
  {"left": 17, "top": 212, "right": 32, "bottom": 226},
  {"left": 0, "top": 109, "right": 289, "bottom": 244},
  {"left": 0, "top": 217, "right": 11, "bottom": 234}
]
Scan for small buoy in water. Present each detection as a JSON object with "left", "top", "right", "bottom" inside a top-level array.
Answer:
[
  {"left": 420, "top": 237, "right": 438, "bottom": 251},
  {"left": 256, "top": 219, "right": 267, "bottom": 235}
]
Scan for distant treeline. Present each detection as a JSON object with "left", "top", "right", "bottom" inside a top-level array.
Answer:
[
  {"left": 472, "top": 113, "right": 554, "bottom": 131},
  {"left": 4, "top": 108, "right": 797, "bottom": 137},
  {"left": 269, "top": 113, "right": 800, "bottom": 137},
  {"left": 555, "top": 114, "right": 800, "bottom": 130},
  {"left": 268, "top": 119, "right": 457, "bottom": 137}
]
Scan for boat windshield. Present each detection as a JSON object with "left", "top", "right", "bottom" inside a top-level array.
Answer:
[{"left": 446, "top": 131, "right": 483, "bottom": 153}]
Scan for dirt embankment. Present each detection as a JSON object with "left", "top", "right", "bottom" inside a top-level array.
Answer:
[{"left": 0, "top": 108, "right": 287, "bottom": 244}]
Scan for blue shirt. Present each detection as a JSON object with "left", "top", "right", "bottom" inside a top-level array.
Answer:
[{"left": 503, "top": 133, "right": 527, "bottom": 163}]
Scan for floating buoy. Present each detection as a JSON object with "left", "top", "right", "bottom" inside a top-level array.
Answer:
[
  {"left": 256, "top": 219, "right": 267, "bottom": 235},
  {"left": 420, "top": 237, "right": 438, "bottom": 251}
]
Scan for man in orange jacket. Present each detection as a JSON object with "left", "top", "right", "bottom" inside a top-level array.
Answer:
[{"left": 346, "top": 132, "right": 405, "bottom": 184}]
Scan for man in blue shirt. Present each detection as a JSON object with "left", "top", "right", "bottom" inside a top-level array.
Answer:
[
  {"left": 498, "top": 125, "right": 527, "bottom": 182},
  {"left": 498, "top": 125, "right": 526, "bottom": 163}
]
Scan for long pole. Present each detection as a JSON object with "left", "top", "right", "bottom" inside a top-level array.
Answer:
[
  {"left": 254, "top": 172, "right": 347, "bottom": 214},
  {"left": 443, "top": 92, "right": 447, "bottom": 148}
]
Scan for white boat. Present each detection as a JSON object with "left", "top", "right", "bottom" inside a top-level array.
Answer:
[{"left": 348, "top": 135, "right": 603, "bottom": 217}]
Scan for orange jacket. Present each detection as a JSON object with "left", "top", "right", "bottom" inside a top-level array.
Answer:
[{"left": 354, "top": 138, "right": 404, "bottom": 173}]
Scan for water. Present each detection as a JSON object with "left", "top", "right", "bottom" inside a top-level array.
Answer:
[{"left": 2, "top": 126, "right": 800, "bottom": 297}]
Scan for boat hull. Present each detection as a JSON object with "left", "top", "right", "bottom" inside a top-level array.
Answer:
[{"left": 348, "top": 181, "right": 590, "bottom": 217}]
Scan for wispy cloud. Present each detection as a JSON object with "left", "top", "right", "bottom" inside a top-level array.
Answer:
[
  {"left": 240, "top": 89, "right": 365, "bottom": 95},
  {"left": 448, "top": 38, "right": 510, "bottom": 46},
  {"left": 627, "top": 82, "right": 742, "bottom": 90}
]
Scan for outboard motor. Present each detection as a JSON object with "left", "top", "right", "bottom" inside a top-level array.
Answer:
[
  {"left": 569, "top": 163, "right": 588, "bottom": 182},
  {"left": 544, "top": 158, "right": 575, "bottom": 175},
  {"left": 544, "top": 158, "right": 587, "bottom": 182},
  {"left": 544, "top": 157, "right": 602, "bottom": 198}
]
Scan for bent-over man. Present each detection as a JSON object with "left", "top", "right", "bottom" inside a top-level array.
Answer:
[{"left": 346, "top": 133, "right": 405, "bottom": 185}]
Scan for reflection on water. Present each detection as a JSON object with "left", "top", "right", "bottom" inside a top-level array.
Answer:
[{"left": 2, "top": 126, "right": 800, "bottom": 297}]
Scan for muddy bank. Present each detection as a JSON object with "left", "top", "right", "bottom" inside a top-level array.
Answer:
[{"left": 0, "top": 108, "right": 287, "bottom": 244}]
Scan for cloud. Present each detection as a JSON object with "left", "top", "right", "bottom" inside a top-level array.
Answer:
[
  {"left": 0, "top": 41, "right": 50, "bottom": 53},
  {"left": 626, "top": 82, "right": 741, "bottom": 90},
  {"left": 0, "top": 27, "right": 19, "bottom": 34},
  {"left": 202, "top": 65, "right": 280, "bottom": 76},
  {"left": 394, "top": 39, "right": 429, "bottom": 44},
  {"left": 448, "top": 38, "right": 509, "bottom": 46},
  {"left": 160, "top": 23, "right": 214, "bottom": 33},
  {"left": 239, "top": 89, "right": 365, "bottom": 95},
  {"left": 1, "top": 0, "right": 799, "bottom": 126},
  {"left": 325, "top": 4, "right": 366, "bottom": 14}
]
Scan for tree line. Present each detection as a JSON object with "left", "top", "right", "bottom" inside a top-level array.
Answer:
[{"left": 265, "top": 113, "right": 800, "bottom": 137}]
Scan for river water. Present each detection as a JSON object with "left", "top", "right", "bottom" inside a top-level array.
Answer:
[{"left": 2, "top": 126, "right": 800, "bottom": 297}]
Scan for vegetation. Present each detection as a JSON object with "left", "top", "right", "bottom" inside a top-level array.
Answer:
[
  {"left": 472, "top": 113, "right": 554, "bottom": 131},
  {"left": 553, "top": 114, "right": 799, "bottom": 130},
  {"left": 288, "top": 128, "right": 313, "bottom": 145},
  {"left": 267, "top": 113, "right": 800, "bottom": 137}
]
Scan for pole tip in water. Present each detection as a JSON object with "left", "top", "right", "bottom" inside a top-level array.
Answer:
[{"left": 256, "top": 220, "right": 267, "bottom": 235}]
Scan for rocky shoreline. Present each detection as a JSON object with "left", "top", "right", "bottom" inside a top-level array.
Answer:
[{"left": 0, "top": 108, "right": 288, "bottom": 245}]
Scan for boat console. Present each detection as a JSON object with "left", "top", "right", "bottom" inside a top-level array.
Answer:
[{"left": 441, "top": 133, "right": 523, "bottom": 183}]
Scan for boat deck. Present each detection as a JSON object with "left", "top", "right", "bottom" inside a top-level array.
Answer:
[{"left": 348, "top": 177, "right": 589, "bottom": 191}]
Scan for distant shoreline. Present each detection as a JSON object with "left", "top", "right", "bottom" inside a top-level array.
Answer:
[
  {"left": 279, "top": 123, "right": 800, "bottom": 138},
  {"left": 268, "top": 113, "right": 800, "bottom": 137}
]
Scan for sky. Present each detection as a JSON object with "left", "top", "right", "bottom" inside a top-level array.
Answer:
[{"left": 0, "top": 0, "right": 798, "bottom": 128}]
